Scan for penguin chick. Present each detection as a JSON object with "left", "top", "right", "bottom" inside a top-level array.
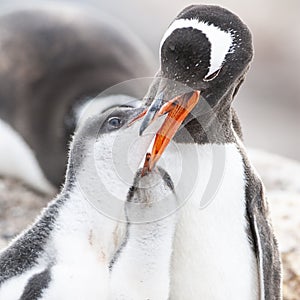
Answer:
[{"left": 110, "top": 167, "right": 178, "bottom": 300}]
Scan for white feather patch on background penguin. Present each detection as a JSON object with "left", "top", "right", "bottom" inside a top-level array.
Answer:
[{"left": 0, "top": 119, "right": 55, "bottom": 194}]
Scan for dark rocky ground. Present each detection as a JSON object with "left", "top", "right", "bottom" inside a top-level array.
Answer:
[
  {"left": 0, "top": 149, "right": 299, "bottom": 299},
  {"left": 0, "top": 177, "right": 51, "bottom": 249}
]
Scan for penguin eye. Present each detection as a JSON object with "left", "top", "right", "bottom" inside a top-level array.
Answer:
[
  {"left": 107, "top": 117, "right": 122, "bottom": 129},
  {"left": 203, "top": 68, "right": 221, "bottom": 82}
]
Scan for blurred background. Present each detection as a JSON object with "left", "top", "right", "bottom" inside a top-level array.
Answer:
[
  {"left": 1, "top": 0, "right": 299, "bottom": 160},
  {"left": 0, "top": 2, "right": 299, "bottom": 297}
]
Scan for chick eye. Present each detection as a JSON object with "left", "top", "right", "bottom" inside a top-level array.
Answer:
[{"left": 108, "top": 117, "right": 122, "bottom": 128}]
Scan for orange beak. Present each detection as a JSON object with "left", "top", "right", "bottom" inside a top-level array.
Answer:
[{"left": 141, "top": 90, "right": 200, "bottom": 173}]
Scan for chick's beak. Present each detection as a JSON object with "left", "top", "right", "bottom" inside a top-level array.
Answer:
[{"left": 140, "top": 90, "right": 200, "bottom": 172}]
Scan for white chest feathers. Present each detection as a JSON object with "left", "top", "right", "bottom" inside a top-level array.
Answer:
[
  {"left": 159, "top": 142, "right": 259, "bottom": 300},
  {"left": 0, "top": 142, "right": 259, "bottom": 300},
  {"left": 109, "top": 169, "right": 178, "bottom": 300},
  {"left": 0, "top": 187, "right": 127, "bottom": 300}
]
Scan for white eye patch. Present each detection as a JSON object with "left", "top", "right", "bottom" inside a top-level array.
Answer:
[{"left": 160, "top": 18, "right": 234, "bottom": 78}]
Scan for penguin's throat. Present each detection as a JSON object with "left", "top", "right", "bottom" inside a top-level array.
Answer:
[{"left": 173, "top": 107, "right": 235, "bottom": 144}]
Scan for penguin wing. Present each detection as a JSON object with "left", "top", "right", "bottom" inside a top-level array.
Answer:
[
  {"left": 0, "top": 198, "right": 62, "bottom": 286},
  {"left": 0, "top": 230, "right": 45, "bottom": 285},
  {"left": 19, "top": 268, "right": 51, "bottom": 300},
  {"left": 245, "top": 175, "right": 282, "bottom": 300}
]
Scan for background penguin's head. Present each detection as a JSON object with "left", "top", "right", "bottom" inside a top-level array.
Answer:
[{"left": 0, "top": 6, "right": 155, "bottom": 189}]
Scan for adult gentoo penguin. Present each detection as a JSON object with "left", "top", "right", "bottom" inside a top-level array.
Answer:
[
  {"left": 0, "top": 3, "right": 155, "bottom": 193},
  {"left": 0, "top": 101, "right": 174, "bottom": 299},
  {"left": 139, "top": 5, "right": 282, "bottom": 299}
]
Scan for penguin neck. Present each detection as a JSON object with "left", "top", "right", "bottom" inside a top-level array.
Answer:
[
  {"left": 174, "top": 88, "right": 236, "bottom": 145},
  {"left": 124, "top": 214, "right": 177, "bottom": 264},
  {"left": 110, "top": 212, "right": 177, "bottom": 299}
]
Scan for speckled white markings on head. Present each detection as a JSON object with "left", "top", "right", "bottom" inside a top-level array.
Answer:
[{"left": 160, "top": 18, "right": 234, "bottom": 78}]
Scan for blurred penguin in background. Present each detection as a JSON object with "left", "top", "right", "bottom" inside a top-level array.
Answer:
[{"left": 0, "top": 2, "right": 155, "bottom": 193}]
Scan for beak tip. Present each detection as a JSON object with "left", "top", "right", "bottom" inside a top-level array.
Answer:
[
  {"left": 139, "top": 115, "right": 152, "bottom": 136},
  {"left": 139, "top": 124, "right": 146, "bottom": 136}
]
